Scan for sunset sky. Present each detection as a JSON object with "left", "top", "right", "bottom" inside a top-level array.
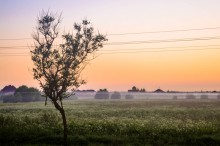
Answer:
[{"left": 1, "top": 0, "right": 220, "bottom": 91}]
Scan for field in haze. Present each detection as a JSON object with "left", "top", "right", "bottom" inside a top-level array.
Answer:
[
  {"left": 72, "top": 92, "right": 220, "bottom": 100},
  {"left": 1, "top": 99, "right": 220, "bottom": 145}
]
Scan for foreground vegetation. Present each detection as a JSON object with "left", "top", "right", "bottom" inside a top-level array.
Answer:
[{"left": 0, "top": 100, "right": 220, "bottom": 145}]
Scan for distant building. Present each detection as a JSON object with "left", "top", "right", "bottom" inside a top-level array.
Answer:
[{"left": 154, "top": 88, "right": 165, "bottom": 93}]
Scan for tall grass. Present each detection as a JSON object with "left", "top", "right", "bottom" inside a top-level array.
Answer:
[{"left": 0, "top": 100, "right": 220, "bottom": 145}]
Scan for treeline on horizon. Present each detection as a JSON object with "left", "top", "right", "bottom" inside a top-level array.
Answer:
[
  {"left": 1, "top": 85, "right": 220, "bottom": 103},
  {"left": 1, "top": 85, "right": 44, "bottom": 103},
  {"left": 94, "top": 89, "right": 135, "bottom": 100},
  {"left": 93, "top": 89, "right": 220, "bottom": 100}
]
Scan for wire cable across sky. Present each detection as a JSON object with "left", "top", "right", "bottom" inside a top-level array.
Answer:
[
  {"left": 1, "top": 26, "right": 220, "bottom": 56},
  {"left": 1, "top": 35, "right": 220, "bottom": 49},
  {"left": 1, "top": 47, "right": 220, "bottom": 56},
  {"left": 1, "top": 26, "right": 220, "bottom": 40}
]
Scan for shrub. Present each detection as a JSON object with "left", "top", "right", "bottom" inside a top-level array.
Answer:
[
  {"left": 3, "top": 94, "right": 21, "bottom": 103},
  {"left": 2, "top": 86, "right": 43, "bottom": 103},
  {"left": 95, "top": 90, "right": 109, "bottom": 99},
  {"left": 14, "top": 85, "right": 42, "bottom": 102},
  {"left": 173, "top": 96, "right": 178, "bottom": 100},
  {"left": 186, "top": 94, "right": 196, "bottom": 99},
  {"left": 125, "top": 94, "right": 134, "bottom": 99},
  {"left": 200, "top": 94, "right": 208, "bottom": 100},
  {"left": 111, "top": 92, "right": 121, "bottom": 99}
]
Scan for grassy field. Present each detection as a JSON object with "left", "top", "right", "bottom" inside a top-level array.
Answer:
[{"left": 0, "top": 99, "right": 220, "bottom": 145}]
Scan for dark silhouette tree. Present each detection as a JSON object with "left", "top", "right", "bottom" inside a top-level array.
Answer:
[
  {"left": 15, "top": 85, "right": 32, "bottom": 102},
  {"left": 2, "top": 85, "right": 41, "bottom": 103},
  {"left": 14, "top": 85, "right": 41, "bottom": 102},
  {"left": 132, "top": 86, "right": 137, "bottom": 91},
  {"left": 140, "top": 88, "right": 146, "bottom": 92},
  {"left": 31, "top": 11, "right": 107, "bottom": 145}
]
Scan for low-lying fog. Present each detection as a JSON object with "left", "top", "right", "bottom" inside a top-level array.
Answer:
[{"left": 69, "top": 92, "right": 220, "bottom": 100}]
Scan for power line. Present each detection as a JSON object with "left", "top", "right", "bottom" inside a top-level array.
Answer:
[
  {"left": 1, "top": 45, "right": 220, "bottom": 54},
  {"left": 0, "top": 46, "right": 30, "bottom": 49},
  {"left": 0, "top": 45, "right": 63, "bottom": 49},
  {"left": 1, "top": 26, "right": 220, "bottom": 40},
  {"left": 105, "top": 36, "right": 220, "bottom": 45},
  {"left": 1, "top": 45, "right": 220, "bottom": 53},
  {"left": 2, "top": 44, "right": 220, "bottom": 51},
  {"left": 1, "top": 47, "right": 220, "bottom": 56},
  {"left": 99, "top": 47, "right": 220, "bottom": 54},
  {"left": 1, "top": 36, "right": 220, "bottom": 49},
  {"left": 101, "top": 45, "right": 220, "bottom": 51},
  {"left": 108, "top": 26, "right": 220, "bottom": 36}
]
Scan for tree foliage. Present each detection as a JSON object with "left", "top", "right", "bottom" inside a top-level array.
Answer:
[
  {"left": 2, "top": 85, "right": 42, "bottom": 103},
  {"left": 31, "top": 11, "right": 107, "bottom": 104}
]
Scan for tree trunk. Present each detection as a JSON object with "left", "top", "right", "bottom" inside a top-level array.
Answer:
[
  {"left": 60, "top": 108, "right": 67, "bottom": 146},
  {"left": 53, "top": 101, "right": 67, "bottom": 146}
]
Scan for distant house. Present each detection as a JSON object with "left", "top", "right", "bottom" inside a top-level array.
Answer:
[{"left": 154, "top": 88, "right": 165, "bottom": 93}]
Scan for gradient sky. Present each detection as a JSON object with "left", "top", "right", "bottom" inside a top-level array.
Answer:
[{"left": 1, "top": 0, "right": 220, "bottom": 91}]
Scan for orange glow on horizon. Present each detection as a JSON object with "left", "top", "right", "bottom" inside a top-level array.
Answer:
[{"left": 1, "top": 0, "right": 220, "bottom": 91}]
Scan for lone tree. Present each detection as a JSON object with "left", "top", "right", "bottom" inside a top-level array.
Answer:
[{"left": 31, "top": 11, "right": 107, "bottom": 145}]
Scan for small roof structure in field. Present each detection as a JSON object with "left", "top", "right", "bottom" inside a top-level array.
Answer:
[{"left": 154, "top": 88, "right": 165, "bottom": 93}]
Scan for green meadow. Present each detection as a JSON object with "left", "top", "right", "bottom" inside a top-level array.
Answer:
[{"left": 1, "top": 99, "right": 220, "bottom": 145}]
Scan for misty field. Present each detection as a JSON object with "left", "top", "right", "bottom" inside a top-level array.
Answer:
[{"left": 1, "top": 99, "right": 220, "bottom": 145}]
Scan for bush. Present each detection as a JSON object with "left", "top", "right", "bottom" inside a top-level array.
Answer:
[
  {"left": 2, "top": 94, "right": 21, "bottom": 103},
  {"left": 34, "top": 94, "right": 45, "bottom": 101},
  {"left": 125, "top": 94, "right": 134, "bottom": 99},
  {"left": 2, "top": 85, "right": 43, "bottom": 103},
  {"left": 3, "top": 94, "right": 21, "bottom": 103},
  {"left": 95, "top": 90, "right": 109, "bottom": 99},
  {"left": 2, "top": 95, "right": 12, "bottom": 103},
  {"left": 186, "top": 94, "right": 196, "bottom": 99},
  {"left": 173, "top": 96, "right": 178, "bottom": 100},
  {"left": 111, "top": 92, "right": 121, "bottom": 99},
  {"left": 15, "top": 85, "right": 42, "bottom": 102},
  {"left": 200, "top": 94, "right": 208, "bottom": 100}
]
